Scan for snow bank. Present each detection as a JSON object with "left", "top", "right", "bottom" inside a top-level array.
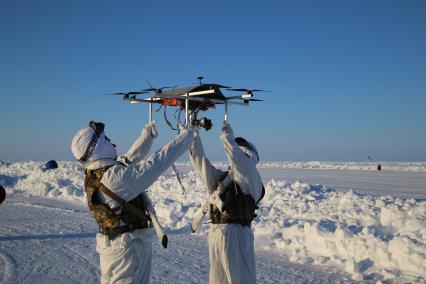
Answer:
[
  {"left": 1, "top": 161, "right": 425, "bottom": 282},
  {"left": 254, "top": 179, "right": 426, "bottom": 282},
  {"left": 0, "top": 161, "right": 85, "bottom": 202}
]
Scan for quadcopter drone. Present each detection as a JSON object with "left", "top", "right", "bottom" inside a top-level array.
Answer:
[
  {"left": 107, "top": 77, "right": 267, "bottom": 194},
  {"left": 108, "top": 77, "right": 267, "bottom": 130}
]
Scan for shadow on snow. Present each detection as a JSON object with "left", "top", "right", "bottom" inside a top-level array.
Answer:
[{"left": 0, "top": 232, "right": 96, "bottom": 242}]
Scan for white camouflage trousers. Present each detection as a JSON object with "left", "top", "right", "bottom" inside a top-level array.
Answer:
[{"left": 208, "top": 224, "right": 256, "bottom": 284}]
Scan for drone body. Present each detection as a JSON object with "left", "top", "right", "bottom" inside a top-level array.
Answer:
[{"left": 108, "top": 77, "right": 267, "bottom": 127}]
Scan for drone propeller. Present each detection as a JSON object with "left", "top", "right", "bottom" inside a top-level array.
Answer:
[
  {"left": 143, "top": 80, "right": 177, "bottom": 94},
  {"left": 227, "top": 88, "right": 267, "bottom": 101},
  {"left": 108, "top": 91, "right": 150, "bottom": 96},
  {"left": 213, "top": 84, "right": 232, "bottom": 89},
  {"left": 227, "top": 96, "right": 263, "bottom": 103},
  {"left": 226, "top": 88, "right": 268, "bottom": 94},
  {"left": 141, "top": 86, "right": 176, "bottom": 93}
]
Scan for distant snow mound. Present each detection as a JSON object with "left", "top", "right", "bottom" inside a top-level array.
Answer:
[
  {"left": 0, "top": 160, "right": 11, "bottom": 167},
  {"left": 176, "top": 161, "right": 426, "bottom": 172},
  {"left": 256, "top": 161, "right": 426, "bottom": 172}
]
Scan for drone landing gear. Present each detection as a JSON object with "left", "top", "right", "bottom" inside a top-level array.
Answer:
[{"left": 147, "top": 101, "right": 187, "bottom": 194}]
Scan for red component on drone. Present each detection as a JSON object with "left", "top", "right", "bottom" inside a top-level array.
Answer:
[{"left": 162, "top": 98, "right": 180, "bottom": 106}]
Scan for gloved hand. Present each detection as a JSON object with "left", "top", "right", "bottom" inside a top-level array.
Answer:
[
  {"left": 193, "top": 128, "right": 200, "bottom": 139},
  {"left": 177, "top": 121, "right": 188, "bottom": 131},
  {"left": 162, "top": 235, "right": 168, "bottom": 248},
  {"left": 222, "top": 121, "right": 233, "bottom": 136},
  {"left": 147, "top": 122, "right": 158, "bottom": 138},
  {"left": 189, "top": 129, "right": 199, "bottom": 156}
]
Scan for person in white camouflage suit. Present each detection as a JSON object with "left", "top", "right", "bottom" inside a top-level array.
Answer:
[
  {"left": 189, "top": 121, "right": 264, "bottom": 284},
  {"left": 71, "top": 121, "right": 194, "bottom": 283}
]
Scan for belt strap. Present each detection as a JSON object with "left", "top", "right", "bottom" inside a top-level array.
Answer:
[
  {"left": 98, "top": 184, "right": 151, "bottom": 222},
  {"left": 100, "top": 223, "right": 148, "bottom": 240}
]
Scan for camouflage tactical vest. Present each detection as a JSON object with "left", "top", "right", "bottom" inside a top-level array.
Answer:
[
  {"left": 84, "top": 166, "right": 149, "bottom": 230},
  {"left": 210, "top": 172, "right": 265, "bottom": 226}
]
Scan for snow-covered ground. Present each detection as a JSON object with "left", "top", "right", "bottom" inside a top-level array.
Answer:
[
  {"left": 177, "top": 162, "right": 426, "bottom": 199},
  {"left": 177, "top": 161, "right": 426, "bottom": 172},
  {"left": 0, "top": 161, "right": 425, "bottom": 283}
]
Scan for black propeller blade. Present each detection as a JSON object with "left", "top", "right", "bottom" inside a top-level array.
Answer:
[
  {"left": 213, "top": 84, "right": 232, "bottom": 89},
  {"left": 142, "top": 86, "right": 177, "bottom": 94},
  {"left": 143, "top": 80, "right": 177, "bottom": 93},
  {"left": 226, "top": 88, "right": 268, "bottom": 93},
  {"left": 242, "top": 98, "right": 264, "bottom": 104},
  {"left": 226, "top": 88, "right": 267, "bottom": 102},
  {"left": 107, "top": 91, "right": 149, "bottom": 96}
]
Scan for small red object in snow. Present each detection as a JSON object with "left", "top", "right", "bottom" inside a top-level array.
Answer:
[{"left": 0, "top": 185, "right": 6, "bottom": 205}]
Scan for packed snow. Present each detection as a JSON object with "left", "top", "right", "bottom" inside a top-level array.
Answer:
[{"left": 0, "top": 161, "right": 425, "bottom": 283}]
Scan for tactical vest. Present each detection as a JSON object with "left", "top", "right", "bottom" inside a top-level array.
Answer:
[
  {"left": 84, "top": 166, "right": 150, "bottom": 234},
  {"left": 210, "top": 172, "right": 265, "bottom": 226}
]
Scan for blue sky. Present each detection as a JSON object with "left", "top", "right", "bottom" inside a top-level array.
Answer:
[{"left": 1, "top": 0, "right": 425, "bottom": 162}]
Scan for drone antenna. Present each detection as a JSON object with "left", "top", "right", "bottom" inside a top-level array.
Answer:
[{"left": 197, "top": 76, "right": 204, "bottom": 85}]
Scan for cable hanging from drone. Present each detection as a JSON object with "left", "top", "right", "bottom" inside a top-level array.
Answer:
[{"left": 163, "top": 105, "right": 179, "bottom": 131}]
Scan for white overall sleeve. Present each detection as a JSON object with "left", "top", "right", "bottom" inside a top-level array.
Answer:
[
  {"left": 220, "top": 122, "right": 263, "bottom": 202},
  {"left": 120, "top": 122, "right": 157, "bottom": 164},
  {"left": 101, "top": 127, "right": 195, "bottom": 207},
  {"left": 189, "top": 131, "right": 223, "bottom": 194}
]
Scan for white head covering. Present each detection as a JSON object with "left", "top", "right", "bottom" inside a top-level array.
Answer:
[
  {"left": 235, "top": 137, "right": 259, "bottom": 164},
  {"left": 239, "top": 144, "right": 259, "bottom": 164},
  {"left": 71, "top": 127, "right": 117, "bottom": 164}
]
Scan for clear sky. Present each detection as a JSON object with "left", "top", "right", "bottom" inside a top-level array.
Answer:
[{"left": 1, "top": 0, "right": 425, "bottom": 162}]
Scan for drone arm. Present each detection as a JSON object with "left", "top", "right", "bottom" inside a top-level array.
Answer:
[
  {"left": 224, "top": 101, "right": 228, "bottom": 122},
  {"left": 149, "top": 100, "right": 153, "bottom": 123},
  {"left": 185, "top": 93, "right": 189, "bottom": 126}
]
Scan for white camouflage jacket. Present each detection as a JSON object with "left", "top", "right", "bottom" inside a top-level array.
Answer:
[
  {"left": 189, "top": 122, "right": 263, "bottom": 203},
  {"left": 86, "top": 123, "right": 194, "bottom": 210}
]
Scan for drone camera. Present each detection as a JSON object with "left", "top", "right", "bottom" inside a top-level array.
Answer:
[{"left": 192, "top": 117, "right": 212, "bottom": 131}]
